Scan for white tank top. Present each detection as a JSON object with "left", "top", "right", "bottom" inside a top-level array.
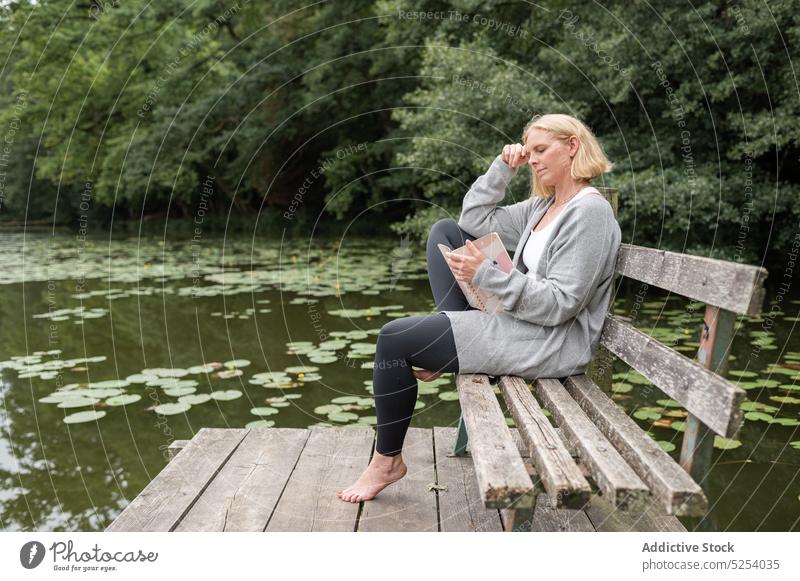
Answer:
[{"left": 521, "top": 187, "right": 600, "bottom": 275}]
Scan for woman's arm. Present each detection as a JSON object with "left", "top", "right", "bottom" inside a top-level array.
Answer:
[
  {"left": 470, "top": 199, "right": 621, "bottom": 327},
  {"left": 457, "top": 154, "right": 531, "bottom": 250}
]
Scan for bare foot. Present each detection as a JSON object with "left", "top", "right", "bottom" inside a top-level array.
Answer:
[
  {"left": 337, "top": 452, "right": 407, "bottom": 503},
  {"left": 412, "top": 368, "right": 443, "bottom": 382}
]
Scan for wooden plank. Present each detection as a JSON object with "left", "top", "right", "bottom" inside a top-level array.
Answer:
[
  {"left": 532, "top": 378, "right": 651, "bottom": 511},
  {"left": 600, "top": 314, "right": 746, "bottom": 438},
  {"left": 357, "top": 428, "right": 438, "bottom": 531},
  {"left": 506, "top": 429, "right": 595, "bottom": 532},
  {"left": 266, "top": 426, "right": 373, "bottom": 532},
  {"left": 433, "top": 427, "right": 504, "bottom": 532},
  {"left": 498, "top": 375, "right": 591, "bottom": 509},
  {"left": 455, "top": 373, "right": 535, "bottom": 508},
  {"left": 105, "top": 428, "right": 248, "bottom": 532},
  {"left": 584, "top": 494, "right": 687, "bottom": 532},
  {"left": 529, "top": 492, "right": 596, "bottom": 532},
  {"left": 615, "top": 244, "right": 768, "bottom": 315},
  {"left": 176, "top": 428, "right": 310, "bottom": 531},
  {"left": 563, "top": 375, "right": 707, "bottom": 517}
]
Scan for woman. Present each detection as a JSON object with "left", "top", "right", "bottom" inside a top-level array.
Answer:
[{"left": 337, "top": 113, "right": 621, "bottom": 503}]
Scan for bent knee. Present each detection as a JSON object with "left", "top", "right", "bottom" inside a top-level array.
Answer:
[{"left": 427, "top": 218, "right": 460, "bottom": 245}]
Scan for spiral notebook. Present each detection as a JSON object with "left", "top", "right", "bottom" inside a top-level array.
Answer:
[{"left": 437, "top": 232, "right": 514, "bottom": 314}]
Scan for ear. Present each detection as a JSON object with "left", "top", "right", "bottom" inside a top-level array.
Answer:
[{"left": 568, "top": 135, "right": 580, "bottom": 157}]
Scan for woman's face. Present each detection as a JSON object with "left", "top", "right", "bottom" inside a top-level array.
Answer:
[{"left": 522, "top": 128, "right": 578, "bottom": 187}]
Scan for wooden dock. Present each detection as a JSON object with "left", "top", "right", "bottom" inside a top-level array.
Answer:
[{"left": 105, "top": 426, "right": 687, "bottom": 532}]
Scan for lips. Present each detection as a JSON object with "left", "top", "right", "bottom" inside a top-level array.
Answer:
[{"left": 536, "top": 168, "right": 547, "bottom": 175}]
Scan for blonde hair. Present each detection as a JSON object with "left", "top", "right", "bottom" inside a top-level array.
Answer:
[{"left": 521, "top": 113, "right": 613, "bottom": 200}]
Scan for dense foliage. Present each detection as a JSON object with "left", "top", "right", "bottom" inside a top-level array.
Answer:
[{"left": 1, "top": 0, "right": 797, "bottom": 266}]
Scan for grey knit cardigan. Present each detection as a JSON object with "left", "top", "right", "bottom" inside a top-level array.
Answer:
[{"left": 440, "top": 154, "right": 622, "bottom": 379}]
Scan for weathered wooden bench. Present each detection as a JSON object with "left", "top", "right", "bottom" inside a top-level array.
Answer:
[{"left": 453, "top": 187, "right": 769, "bottom": 531}]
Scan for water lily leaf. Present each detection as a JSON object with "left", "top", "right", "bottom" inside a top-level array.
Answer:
[
  {"left": 215, "top": 369, "right": 243, "bottom": 379},
  {"left": 770, "top": 417, "right": 800, "bottom": 427},
  {"left": 740, "top": 401, "right": 779, "bottom": 413},
  {"left": 327, "top": 411, "right": 359, "bottom": 422},
  {"left": 314, "top": 404, "right": 343, "bottom": 414},
  {"left": 246, "top": 420, "right": 275, "bottom": 428},
  {"left": 633, "top": 409, "right": 661, "bottom": 421},
  {"left": 210, "top": 390, "right": 242, "bottom": 401},
  {"left": 437, "top": 391, "right": 459, "bottom": 401},
  {"left": 728, "top": 370, "right": 758, "bottom": 378},
  {"left": 90, "top": 379, "right": 130, "bottom": 389},
  {"left": 671, "top": 421, "right": 686, "bottom": 432},
  {"left": 612, "top": 383, "right": 633, "bottom": 393},
  {"left": 770, "top": 395, "right": 800, "bottom": 404},
  {"left": 330, "top": 396, "right": 360, "bottom": 404},
  {"left": 713, "top": 436, "right": 742, "bottom": 450},
  {"left": 106, "top": 394, "right": 142, "bottom": 406},
  {"left": 163, "top": 387, "right": 197, "bottom": 397},
  {"left": 744, "top": 411, "right": 774, "bottom": 422},
  {"left": 250, "top": 407, "right": 279, "bottom": 416},
  {"left": 285, "top": 365, "right": 319, "bottom": 374},
  {"left": 656, "top": 399, "right": 683, "bottom": 408},
  {"left": 178, "top": 394, "right": 212, "bottom": 405},
  {"left": 224, "top": 359, "right": 251, "bottom": 369},
  {"left": 63, "top": 410, "right": 107, "bottom": 424},
  {"left": 57, "top": 396, "right": 102, "bottom": 408},
  {"left": 655, "top": 440, "right": 676, "bottom": 452},
  {"left": 153, "top": 402, "right": 192, "bottom": 415}
]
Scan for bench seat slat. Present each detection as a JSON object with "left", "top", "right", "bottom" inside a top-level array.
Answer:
[
  {"left": 455, "top": 374, "right": 535, "bottom": 509},
  {"left": 532, "top": 378, "right": 651, "bottom": 511},
  {"left": 498, "top": 375, "right": 591, "bottom": 509},
  {"left": 563, "top": 374, "right": 708, "bottom": 517},
  {"left": 600, "top": 314, "right": 746, "bottom": 438}
]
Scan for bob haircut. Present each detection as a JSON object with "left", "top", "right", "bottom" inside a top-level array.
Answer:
[{"left": 521, "top": 113, "right": 613, "bottom": 200}]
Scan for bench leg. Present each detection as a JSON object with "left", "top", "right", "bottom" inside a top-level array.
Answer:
[{"left": 453, "top": 413, "right": 469, "bottom": 456}]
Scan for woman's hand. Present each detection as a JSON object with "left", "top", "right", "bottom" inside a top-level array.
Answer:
[
  {"left": 501, "top": 143, "right": 529, "bottom": 169},
  {"left": 445, "top": 240, "right": 487, "bottom": 283}
]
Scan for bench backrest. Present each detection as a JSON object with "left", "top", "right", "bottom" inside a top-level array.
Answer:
[{"left": 593, "top": 186, "right": 768, "bottom": 474}]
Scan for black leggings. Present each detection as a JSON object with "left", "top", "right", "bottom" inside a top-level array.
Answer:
[{"left": 372, "top": 219, "right": 479, "bottom": 456}]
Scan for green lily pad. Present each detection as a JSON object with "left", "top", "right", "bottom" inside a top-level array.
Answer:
[
  {"left": 328, "top": 411, "right": 359, "bottom": 422},
  {"left": 330, "top": 396, "right": 360, "bottom": 404},
  {"left": 57, "top": 396, "right": 102, "bottom": 408},
  {"left": 90, "top": 379, "right": 130, "bottom": 389},
  {"left": 178, "top": 394, "right": 212, "bottom": 405},
  {"left": 612, "top": 383, "right": 634, "bottom": 393},
  {"left": 438, "top": 391, "right": 459, "bottom": 401},
  {"left": 210, "top": 390, "right": 242, "bottom": 401},
  {"left": 153, "top": 402, "right": 192, "bottom": 415},
  {"left": 250, "top": 407, "right": 279, "bottom": 416},
  {"left": 633, "top": 409, "right": 661, "bottom": 421},
  {"left": 163, "top": 386, "right": 197, "bottom": 397},
  {"left": 105, "top": 394, "right": 142, "bottom": 406},
  {"left": 656, "top": 399, "right": 683, "bottom": 408},
  {"left": 655, "top": 440, "right": 676, "bottom": 452},
  {"left": 246, "top": 419, "right": 276, "bottom": 428},
  {"left": 224, "top": 359, "right": 251, "bottom": 369},
  {"left": 714, "top": 436, "right": 742, "bottom": 449},
  {"left": 285, "top": 365, "right": 319, "bottom": 374},
  {"left": 314, "top": 404, "right": 343, "bottom": 414},
  {"left": 744, "top": 411, "right": 774, "bottom": 423},
  {"left": 63, "top": 410, "right": 107, "bottom": 424}
]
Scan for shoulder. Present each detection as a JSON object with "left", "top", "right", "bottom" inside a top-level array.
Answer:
[{"left": 570, "top": 190, "right": 615, "bottom": 217}]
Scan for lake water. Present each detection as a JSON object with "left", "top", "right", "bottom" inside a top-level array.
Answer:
[{"left": 0, "top": 231, "right": 798, "bottom": 531}]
